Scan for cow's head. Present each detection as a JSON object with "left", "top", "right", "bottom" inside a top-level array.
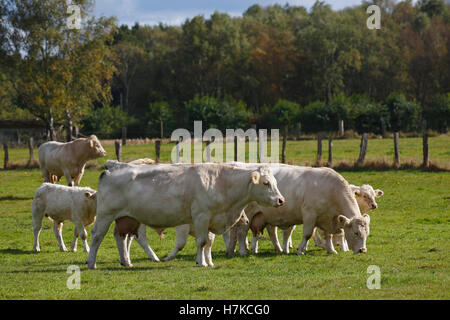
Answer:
[
  {"left": 87, "top": 135, "right": 107, "bottom": 158},
  {"left": 249, "top": 166, "right": 285, "bottom": 208},
  {"left": 336, "top": 214, "right": 370, "bottom": 254},
  {"left": 351, "top": 184, "right": 383, "bottom": 213}
]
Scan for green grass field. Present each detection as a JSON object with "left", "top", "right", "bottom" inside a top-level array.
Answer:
[{"left": 0, "top": 137, "right": 449, "bottom": 299}]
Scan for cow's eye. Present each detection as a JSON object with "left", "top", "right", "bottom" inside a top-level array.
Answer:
[{"left": 354, "top": 232, "right": 359, "bottom": 236}]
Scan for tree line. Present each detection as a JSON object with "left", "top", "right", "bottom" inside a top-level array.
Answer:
[{"left": 0, "top": 0, "right": 449, "bottom": 144}]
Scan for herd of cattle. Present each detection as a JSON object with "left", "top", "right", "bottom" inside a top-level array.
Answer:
[{"left": 31, "top": 135, "right": 384, "bottom": 269}]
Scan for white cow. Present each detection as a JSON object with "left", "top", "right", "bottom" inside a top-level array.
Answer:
[
  {"left": 32, "top": 183, "right": 97, "bottom": 252},
  {"left": 268, "top": 183, "right": 384, "bottom": 253},
  {"left": 86, "top": 163, "right": 285, "bottom": 269},
  {"left": 38, "top": 135, "right": 106, "bottom": 186},
  {"left": 171, "top": 163, "right": 371, "bottom": 259}
]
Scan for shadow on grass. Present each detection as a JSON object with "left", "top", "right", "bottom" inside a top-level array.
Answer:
[
  {"left": 0, "top": 248, "right": 35, "bottom": 255},
  {"left": 0, "top": 195, "right": 33, "bottom": 201}
]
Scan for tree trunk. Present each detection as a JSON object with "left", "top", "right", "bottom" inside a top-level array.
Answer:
[
  {"left": 115, "top": 140, "right": 122, "bottom": 162},
  {"left": 296, "top": 122, "right": 302, "bottom": 140},
  {"left": 422, "top": 120, "right": 429, "bottom": 168},
  {"left": 48, "top": 109, "right": 56, "bottom": 141},
  {"left": 155, "top": 140, "right": 161, "bottom": 163},
  {"left": 3, "top": 143, "right": 9, "bottom": 169},
  {"left": 282, "top": 126, "right": 287, "bottom": 164},
  {"left": 65, "top": 109, "right": 73, "bottom": 142},
  {"left": 120, "top": 93, "right": 127, "bottom": 145},
  {"left": 28, "top": 137, "right": 35, "bottom": 163},
  {"left": 338, "top": 120, "right": 344, "bottom": 137},
  {"left": 316, "top": 133, "right": 323, "bottom": 165},
  {"left": 160, "top": 120, "right": 164, "bottom": 139},
  {"left": 394, "top": 132, "right": 400, "bottom": 168},
  {"left": 358, "top": 133, "right": 368, "bottom": 165},
  {"left": 73, "top": 126, "right": 79, "bottom": 139},
  {"left": 328, "top": 136, "right": 333, "bottom": 166}
]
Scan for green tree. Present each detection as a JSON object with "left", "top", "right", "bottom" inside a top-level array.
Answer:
[{"left": 2, "top": 0, "right": 116, "bottom": 140}]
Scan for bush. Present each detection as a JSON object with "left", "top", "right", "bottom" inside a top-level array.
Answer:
[
  {"left": 348, "top": 96, "right": 388, "bottom": 135},
  {"left": 384, "top": 93, "right": 420, "bottom": 132},
  {"left": 423, "top": 93, "right": 450, "bottom": 133},
  {"left": 185, "top": 95, "right": 252, "bottom": 132},
  {"left": 83, "top": 105, "right": 133, "bottom": 139}
]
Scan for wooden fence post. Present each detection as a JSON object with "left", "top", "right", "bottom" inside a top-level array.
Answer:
[
  {"left": 155, "top": 140, "right": 161, "bottom": 163},
  {"left": 3, "top": 143, "right": 9, "bottom": 169},
  {"left": 328, "top": 136, "right": 333, "bottom": 166},
  {"left": 358, "top": 133, "right": 368, "bottom": 165},
  {"left": 422, "top": 120, "right": 429, "bottom": 168},
  {"left": 317, "top": 133, "right": 323, "bottom": 165},
  {"left": 115, "top": 140, "right": 122, "bottom": 162},
  {"left": 393, "top": 132, "right": 400, "bottom": 168}
]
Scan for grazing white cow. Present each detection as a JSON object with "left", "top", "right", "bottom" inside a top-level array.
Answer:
[
  {"left": 32, "top": 183, "right": 97, "bottom": 252},
  {"left": 268, "top": 183, "right": 384, "bottom": 253},
  {"left": 86, "top": 163, "right": 284, "bottom": 269},
  {"left": 38, "top": 135, "right": 106, "bottom": 186},
  {"left": 223, "top": 163, "right": 370, "bottom": 256}
]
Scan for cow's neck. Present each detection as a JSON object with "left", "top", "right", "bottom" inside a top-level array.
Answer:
[{"left": 219, "top": 167, "right": 253, "bottom": 213}]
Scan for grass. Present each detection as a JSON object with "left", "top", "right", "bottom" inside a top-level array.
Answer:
[{"left": 0, "top": 137, "right": 449, "bottom": 299}]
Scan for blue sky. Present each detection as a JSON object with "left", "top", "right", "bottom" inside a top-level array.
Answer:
[{"left": 93, "top": 0, "right": 366, "bottom": 26}]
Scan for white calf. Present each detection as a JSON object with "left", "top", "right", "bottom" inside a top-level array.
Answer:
[{"left": 32, "top": 183, "right": 97, "bottom": 252}]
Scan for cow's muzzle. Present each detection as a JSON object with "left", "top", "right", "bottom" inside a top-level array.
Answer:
[{"left": 275, "top": 197, "right": 285, "bottom": 207}]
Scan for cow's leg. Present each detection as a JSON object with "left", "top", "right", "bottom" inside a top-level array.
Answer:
[
  {"left": 87, "top": 216, "right": 114, "bottom": 269},
  {"left": 133, "top": 224, "right": 160, "bottom": 262},
  {"left": 73, "top": 167, "right": 85, "bottom": 187},
  {"left": 313, "top": 227, "right": 324, "bottom": 248},
  {"left": 204, "top": 232, "right": 216, "bottom": 267},
  {"left": 40, "top": 167, "right": 51, "bottom": 183},
  {"left": 32, "top": 203, "right": 44, "bottom": 252},
  {"left": 297, "top": 211, "right": 316, "bottom": 255},
  {"left": 288, "top": 225, "right": 296, "bottom": 248},
  {"left": 237, "top": 224, "right": 250, "bottom": 256},
  {"left": 164, "top": 224, "right": 190, "bottom": 261},
  {"left": 324, "top": 232, "right": 338, "bottom": 255},
  {"left": 222, "top": 230, "right": 230, "bottom": 250},
  {"left": 267, "top": 225, "right": 282, "bottom": 252},
  {"left": 193, "top": 214, "right": 210, "bottom": 267},
  {"left": 251, "top": 234, "right": 259, "bottom": 254},
  {"left": 73, "top": 221, "right": 89, "bottom": 252},
  {"left": 62, "top": 169, "right": 74, "bottom": 187},
  {"left": 71, "top": 229, "right": 78, "bottom": 252},
  {"left": 225, "top": 227, "right": 237, "bottom": 257},
  {"left": 282, "top": 226, "right": 295, "bottom": 254},
  {"left": 333, "top": 230, "right": 348, "bottom": 252},
  {"left": 53, "top": 221, "right": 68, "bottom": 252},
  {"left": 113, "top": 226, "right": 132, "bottom": 267}
]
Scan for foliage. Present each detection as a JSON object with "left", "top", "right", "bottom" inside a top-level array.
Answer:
[
  {"left": 83, "top": 105, "right": 132, "bottom": 138},
  {"left": 349, "top": 96, "right": 389, "bottom": 135},
  {"left": 384, "top": 93, "right": 420, "bottom": 132},
  {"left": 423, "top": 93, "right": 450, "bottom": 132},
  {"left": 185, "top": 95, "right": 251, "bottom": 132}
]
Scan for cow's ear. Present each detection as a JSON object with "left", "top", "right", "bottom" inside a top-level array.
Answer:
[
  {"left": 353, "top": 188, "right": 361, "bottom": 197},
  {"left": 375, "top": 189, "right": 384, "bottom": 198},
  {"left": 337, "top": 215, "right": 350, "bottom": 228},
  {"left": 363, "top": 214, "right": 371, "bottom": 224},
  {"left": 251, "top": 171, "right": 260, "bottom": 184},
  {"left": 89, "top": 139, "right": 94, "bottom": 148},
  {"left": 85, "top": 191, "right": 96, "bottom": 199}
]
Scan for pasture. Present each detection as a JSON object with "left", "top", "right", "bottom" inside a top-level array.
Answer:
[{"left": 0, "top": 137, "right": 449, "bottom": 299}]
